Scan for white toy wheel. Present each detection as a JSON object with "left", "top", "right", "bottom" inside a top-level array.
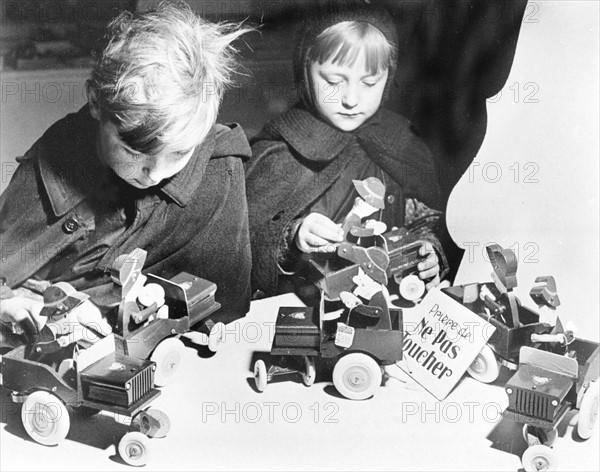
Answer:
[
  {"left": 254, "top": 359, "right": 268, "bottom": 392},
  {"left": 119, "top": 431, "right": 151, "bottom": 467},
  {"left": 302, "top": 356, "right": 316, "bottom": 386},
  {"left": 207, "top": 322, "right": 225, "bottom": 352},
  {"left": 399, "top": 275, "right": 425, "bottom": 301},
  {"left": 332, "top": 353, "right": 382, "bottom": 400},
  {"left": 21, "top": 391, "right": 70, "bottom": 445},
  {"left": 150, "top": 337, "right": 185, "bottom": 387},
  {"left": 522, "top": 444, "right": 558, "bottom": 472},
  {"left": 577, "top": 380, "right": 599, "bottom": 439},
  {"left": 522, "top": 425, "right": 557, "bottom": 446},
  {"left": 467, "top": 345, "right": 500, "bottom": 383}
]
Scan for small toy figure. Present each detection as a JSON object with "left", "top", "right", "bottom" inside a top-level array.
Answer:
[{"left": 341, "top": 177, "right": 388, "bottom": 243}]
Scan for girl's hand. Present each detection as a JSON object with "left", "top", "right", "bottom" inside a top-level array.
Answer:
[
  {"left": 418, "top": 242, "right": 441, "bottom": 291},
  {"left": 295, "top": 213, "right": 344, "bottom": 253}
]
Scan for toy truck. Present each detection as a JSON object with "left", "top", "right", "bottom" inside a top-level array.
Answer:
[
  {"left": 253, "top": 291, "right": 403, "bottom": 400},
  {"left": 104, "top": 248, "right": 222, "bottom": 386},
  {"left": 1, "top": 320, "right": 166, "bottom": 467},
  {"left": 504, "top": 338, "right": 599, "bottom": 471},
  {"left": 441, "top": 244, "right": 558, "bottom": 383},
  {"left": 311, "top": 226, "right": 429, "bottom": 302}
]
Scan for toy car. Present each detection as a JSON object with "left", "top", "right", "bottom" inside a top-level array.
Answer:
[
  {"left": 1, "top": 319, "right": 166, "bottom": 467},
  {"left": 253, "top": 290, "right": 403, "bottom": 400},
  {"left": 442, "top": 244, "right": 559, "bottom": 383}
]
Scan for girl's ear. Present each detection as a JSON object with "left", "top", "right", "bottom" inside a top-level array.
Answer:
[{"left": 86, "top": 81, "right": 102, "bottom": 121}]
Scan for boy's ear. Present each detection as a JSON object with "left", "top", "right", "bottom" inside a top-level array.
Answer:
[{"left": 86, "top": 81, "right": 102, "bottom": 121}]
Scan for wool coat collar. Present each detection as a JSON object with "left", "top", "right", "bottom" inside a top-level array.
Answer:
[{"left": 32, "top": 106, "right": 249, "bottom": 217}]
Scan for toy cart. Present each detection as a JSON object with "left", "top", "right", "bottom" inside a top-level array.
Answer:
[
  {"left": 253, "top": 291, "right": 403, "bottom": 400},
  {"left": 441, "top": 244, "right": 557, "bottom": 383},
  {"left": 1, "top": 330, "right": 167, "bottom": 467},
  {"left": 504, "top": 339, "right": 599, "bottom": 471}
]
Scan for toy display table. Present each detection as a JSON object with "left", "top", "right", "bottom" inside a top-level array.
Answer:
[{"left": 1, "top": 293, "right": 598, "bottom": 471}]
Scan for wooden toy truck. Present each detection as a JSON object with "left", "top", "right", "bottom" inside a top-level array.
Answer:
[
  {"left": 505, "top": 341, "right": 599, "bottom": 471},
  {"left": 1, "top": 325, "right": 165, "bottom": 466},
  {"left": 254, "top": 291, "right": 403, "bottom": 400}
]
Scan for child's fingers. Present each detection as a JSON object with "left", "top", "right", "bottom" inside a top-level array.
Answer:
[
  {"left": 425, "top": 275, "right": 441, "bottom": 291},
  {"left": 308, "top": 213, "right": 344, "bottom": 241},
  {"left": 419, "top": 242, "right": 434, "bottom": 257},
  {"left": 419, "top": 265, "right": 440, "bottom": 280},
  {"left": 418, "top": 252, "right": 438, "bottom": 272}
]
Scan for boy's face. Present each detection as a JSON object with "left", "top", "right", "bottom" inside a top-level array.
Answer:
[
  {"left": 309, "top": 52, "right": 388, "bottom": 132},
  {"left": 92, "top": 114, "right": 195, "bottom": 190}
]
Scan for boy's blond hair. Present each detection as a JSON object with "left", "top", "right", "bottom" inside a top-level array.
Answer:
[{"left": 87, "top": 0, "right": 249, "bottom": 154}]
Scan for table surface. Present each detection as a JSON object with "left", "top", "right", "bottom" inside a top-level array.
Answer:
[{"left": 1, "top": 293, "right": 598, "bottom": 472}]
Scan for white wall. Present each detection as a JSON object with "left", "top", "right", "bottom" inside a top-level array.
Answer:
[{"left": 447, "top": 1, "right": 599, "bottom": 340}]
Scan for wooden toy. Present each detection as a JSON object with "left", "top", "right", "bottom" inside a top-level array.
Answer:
[
  {"left": 442, "top": 244, "right": 599, "bottom": 470},
  {"left": 254, "top": 290, "right": 403, "bottom": 400}
]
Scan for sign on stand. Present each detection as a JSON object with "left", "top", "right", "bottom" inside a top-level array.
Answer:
[{"left": 399, "top": 288, "right": 496, "bottom": 400}]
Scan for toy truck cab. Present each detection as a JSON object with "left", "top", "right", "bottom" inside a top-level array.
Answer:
[
  {"left": 503, "top": 340, "right": 599, "bottom": 471},
  {"left": 254, "top": 292, "right": 403, "bottom": 400}
]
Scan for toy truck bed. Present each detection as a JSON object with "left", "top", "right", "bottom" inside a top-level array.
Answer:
[
  {"left": 116, "top": 272, "right": 220, "bottom": 359},
  {"left": 443, "top": 283, "right": 552, "bottom": 367}
]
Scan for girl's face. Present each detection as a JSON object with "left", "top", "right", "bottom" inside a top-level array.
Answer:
[{"left": 309, "top": 51, "right": 388, "bottom": 132}]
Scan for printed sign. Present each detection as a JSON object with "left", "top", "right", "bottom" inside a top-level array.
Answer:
[
  {"left": 399, "top": 288, "right": 496, "bottom": 400},
  {"left": 335, "top": 323, "right": 355, "bottom": 348}
]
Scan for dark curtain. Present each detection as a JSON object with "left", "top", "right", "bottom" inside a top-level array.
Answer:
[{"left": 382, "top": 0, "right": 529, "bottom": 278}]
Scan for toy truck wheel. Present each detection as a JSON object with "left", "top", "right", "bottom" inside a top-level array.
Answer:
[
  {"left": 302, "top": 356, "right": 316, "bottom": 387},
  {"left": 467, "top": 345, "right": 500, "bottom": 383},
  {"left": 398, "top": 275, "right": 425, "bottom": 301},
  {"left": 119, "top": 431, "right": 151, "bottom": 467},
  {"left": 207, "top": 322, "right": 225, "bottom": 352},
  {"left": 150, "top": 337, "right": 185, "bottom": 387},
  {"left": 131, "top": 408, "right": 171, "bottom": 438},
  {"left": 523, "top": 425, "right": 557, "bottom": 447},
  {"left": 332, "top": 353, "right": 382, "bottom": 400},
  {"left": 254, "top": 359, "right": 268, "bottom": 392},
  {"left": 577, "top": 380, "right": 599, "bottom": 440},
  {"left": 21, "top": 391, "right": 70, "bottom": 446},
  {"left": 522, "top": 444, "right": 558, "bottom": 472}
]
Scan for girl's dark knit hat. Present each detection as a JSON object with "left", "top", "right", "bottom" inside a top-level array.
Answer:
[{"left": 293, "top": 1, "right": 399, "bottom": 110}]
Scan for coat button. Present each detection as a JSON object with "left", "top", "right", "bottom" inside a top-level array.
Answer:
[
  {"left": 62, "top": 216, "right": 79, "bottom": 233},
  {"left": 387, "top": 195, "right": 395, "bottom": 204}
]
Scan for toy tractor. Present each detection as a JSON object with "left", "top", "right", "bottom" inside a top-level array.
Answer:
[
  {"left": 254, "top": 289, "right": 403, "bottom": 400},
  {"left": 1, "top": 295, "right": 168, "bottom": 467},
  {"left": 109, "top": 248, "right": 222, "bottom": 386},
  {"left": 442, "top": 244, "right": 560, "bottom": 383}
]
